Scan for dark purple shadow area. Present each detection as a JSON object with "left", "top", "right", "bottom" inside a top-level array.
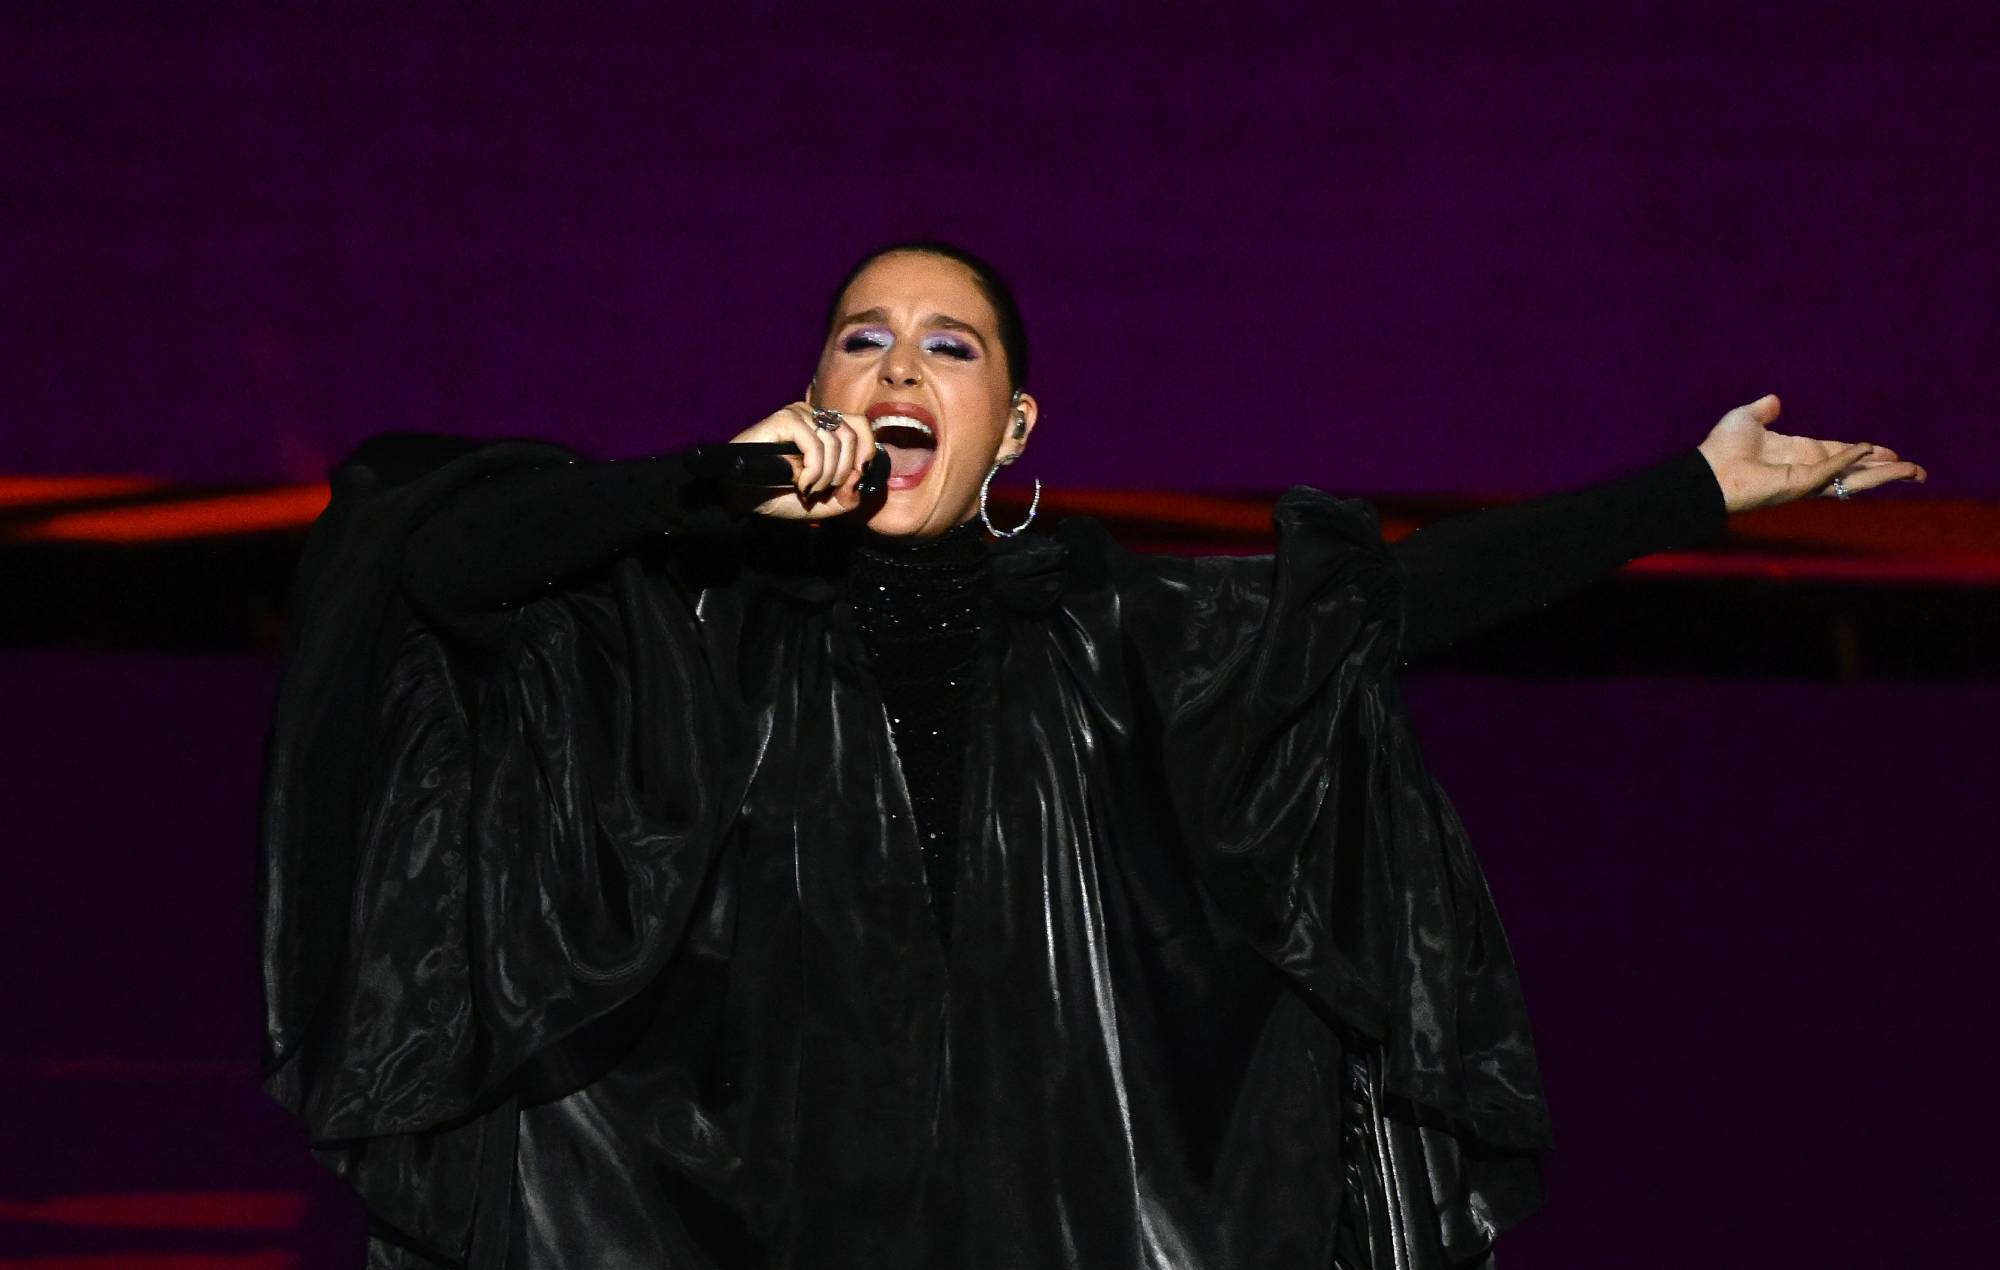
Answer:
[
  {"left": 0, "top": 653, "right": 362, "bottom": 1264},
  {"left": 1401, "top": 674, "right": 1996, "bottom": 1264}
]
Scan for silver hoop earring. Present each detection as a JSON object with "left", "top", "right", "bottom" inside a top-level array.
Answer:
[{"left": 978, "top": 458, "right": 1040, "bottom": 538}]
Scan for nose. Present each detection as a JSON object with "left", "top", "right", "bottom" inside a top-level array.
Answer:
[{"left": 880, "top": 341, "right": 922, "bottom": 388}]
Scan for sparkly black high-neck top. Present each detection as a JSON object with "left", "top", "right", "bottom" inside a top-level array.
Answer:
[{"left": 843, "top": 521, "right": 990, "bottom": 944}]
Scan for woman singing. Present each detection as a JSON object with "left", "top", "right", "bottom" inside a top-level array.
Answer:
[{"left": 257, "top": 241, "right": 1923, "bottom": 1269}]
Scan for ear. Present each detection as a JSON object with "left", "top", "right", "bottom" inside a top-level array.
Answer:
[{"left": 999, "top": 391, "right": 1039, "bottom": 463}]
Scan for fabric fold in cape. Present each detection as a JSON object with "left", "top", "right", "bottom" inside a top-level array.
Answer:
[{"left": 258, "top": 436, "right": 1551, "bottom": 1268}]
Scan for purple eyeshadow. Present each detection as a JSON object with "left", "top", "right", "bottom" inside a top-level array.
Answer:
[
  {"left": 842, "top": 326, "right": 893, "bottom": 353},
  {"left": 923, "top": 334, "right": 977, "bottom": 360}
]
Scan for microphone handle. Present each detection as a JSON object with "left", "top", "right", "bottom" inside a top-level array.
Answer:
[{"left": 686, "top": 441, "right": 890, "bottom": 496}]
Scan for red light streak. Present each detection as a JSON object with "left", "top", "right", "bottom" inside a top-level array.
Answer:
[{"left": 0, "top": 1190, "right": 304, "bottom": 1232}]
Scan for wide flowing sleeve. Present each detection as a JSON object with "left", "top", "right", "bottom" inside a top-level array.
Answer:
[
  {"left": 1096, "top": 485, "right": 1551, "bottom": 1258},
  {"left": 256, "top": 433, "right": 758, "bottom": 1264}
]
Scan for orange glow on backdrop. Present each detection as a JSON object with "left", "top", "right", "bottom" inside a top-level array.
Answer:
[
  {"left": 1, "top": 475, "right": 1995, "bottom": 586},
  {"left": 3, "top": 486, "right": 331, "bottom": 544}
]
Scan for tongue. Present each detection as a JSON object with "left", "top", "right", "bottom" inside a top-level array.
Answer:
[{"left": 883, "top": 442, "right": 935, "bottom": 478}]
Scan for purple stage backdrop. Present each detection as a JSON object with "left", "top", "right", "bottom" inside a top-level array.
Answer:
[
  {"left": 4, "top": 4, "right": 1994, "bottom": 1266},
  {"left": 6, "top": 5, "right": 1993, "bottom": 496}
]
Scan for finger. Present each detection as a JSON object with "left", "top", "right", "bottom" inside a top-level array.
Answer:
[
  {"left": 833, "top": 464, "right": 865, "bottom": 511},
  {"left": 774, "top": 404, "right": 809, "bottom": 486},
  {"left": 1831, "top": 460, "right": 1924, "bottom": 494},
  {"left": 808, "top": 422, "right": 840, "bottom": 492},
  {"left": 844, "top": 412, "right": 876, "bottom": 475},
  {"left": 783, "top": 401, "right": 820, "bottom": 447},
  {"left": 804, "top": 408, "right": 852, "bottom": 494},
  {"left": 1801, "top": 441, "right": 1875, "bottom": 495},
  {"left": 1822, "top": 441, "right": 1904, "bottom": 467},
  {"left": 842, "top": 414, "right": 878, "bottom": 492},
  {"left": 821, "top": 422, "right": 848, "bottom": 494},
  {"left": 792, "top": 412, "right": 829, "bottom": 493},
  {"left": 1829, "top": 441, "right": 1898, "bottom": 464},
  {"left": 829, "top": 419, "right": 857, "bottom": 492},
  {"left": 1811, "top": 436, "right": 1871, "bottom": 463}
]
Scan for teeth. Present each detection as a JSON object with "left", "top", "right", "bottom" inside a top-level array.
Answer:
[{"left": 873, "top": 414, "right": 934, "bottom": 438}]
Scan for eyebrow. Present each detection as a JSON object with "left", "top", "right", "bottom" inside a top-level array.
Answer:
[{"left": 836, "top": 307, "right": 989, "bottom": 348}]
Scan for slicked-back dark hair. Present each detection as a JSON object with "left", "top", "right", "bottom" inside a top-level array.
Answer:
[{"left": 822, "top": 239, "right": 1029, "bottom": 391}]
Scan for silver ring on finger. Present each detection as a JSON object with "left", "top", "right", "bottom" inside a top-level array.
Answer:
[
  {"left": 1832, "top": 475, "right": 1850, "bottom": 501},
  {"left": 809, "top": 407, "right": 845, "bottom": 433}
]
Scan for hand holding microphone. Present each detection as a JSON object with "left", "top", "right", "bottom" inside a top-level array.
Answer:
[{"left": 694, "top": 402, "right": 887, "bottom": 521}]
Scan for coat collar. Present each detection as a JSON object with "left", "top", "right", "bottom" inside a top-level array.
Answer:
[{"left": 744, "top": 519, "right": 1076, "bottom": 615}]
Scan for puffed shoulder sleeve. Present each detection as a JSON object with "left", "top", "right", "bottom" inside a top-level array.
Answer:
[
  {"left": 256, "top": 433, "right": 759, "bottom": 1262},
  {"left": 1102, "top": 485, "right": 1550, "bottom": 1246},
  {"left": 1111, "top": 486, "right": 1406, "bottom": 897}
]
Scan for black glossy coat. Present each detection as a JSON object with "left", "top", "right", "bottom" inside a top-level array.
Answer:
[{"left": 259, "top": 437, "right": 1721, "bottom": 1268}]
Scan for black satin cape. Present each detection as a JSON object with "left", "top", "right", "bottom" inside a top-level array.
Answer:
[{"left": 257, "top": 439, "right": 1553, "bottom": 1268}]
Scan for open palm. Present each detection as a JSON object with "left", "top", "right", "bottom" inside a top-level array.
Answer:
[{"left": 1696, "top": 394, "right": 1927, "bottom": 513}]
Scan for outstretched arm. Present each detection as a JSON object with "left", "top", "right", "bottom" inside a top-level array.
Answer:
[
  {"left": 1392, "top": 393, "right": 1927, "bottom": 663},
  {"left": 1391, "top": 447, "right": 1724, "bottom": 662}
]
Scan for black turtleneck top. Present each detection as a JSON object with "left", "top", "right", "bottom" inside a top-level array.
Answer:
[
  {"left": 395, "top": 444, "right": 1728, "bottom": 946},
  {"left": 844, "top": 522, "right": 991, "bottom": 942}
]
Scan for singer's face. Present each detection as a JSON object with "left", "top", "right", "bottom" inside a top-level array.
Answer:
[{"left": 813, "top": 252, "right": 1035, "bottom": 538}]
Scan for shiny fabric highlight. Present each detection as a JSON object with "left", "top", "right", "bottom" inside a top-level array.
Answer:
[{"left": 258, "top": 441, "right": 1551, "bottom": 1268}]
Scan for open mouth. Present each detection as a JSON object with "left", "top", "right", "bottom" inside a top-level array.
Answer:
[{"left": 865, "top": 403, "right": 940, "bottom": 490}]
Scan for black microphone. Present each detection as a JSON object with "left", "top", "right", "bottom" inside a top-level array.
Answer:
[{"left": 686, "top": 442, "right": 891, "bottom": 497}]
